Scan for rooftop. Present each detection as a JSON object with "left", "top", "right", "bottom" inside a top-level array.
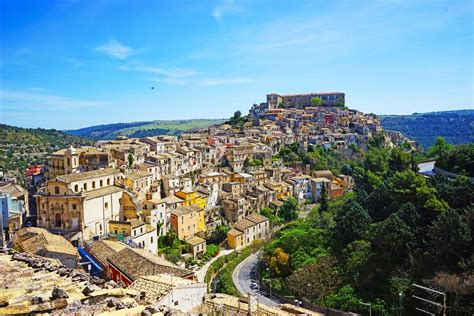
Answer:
[
  {"left": 56, "top": 168, "right": 120, "bottom": 183},
  {"left": 171, "top": 205, "right": 203, "bottom": 216}
]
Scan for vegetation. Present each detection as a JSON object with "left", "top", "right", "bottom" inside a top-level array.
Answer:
[
  {"left": 158, "top": 231, "right": 184, "bottom": 263},
  {"left": 227, "top": 110, "right": 249, "bottom": 127},
  {"left": 434, "top": 141, "right": 473, "bottom": 177},
  {"left": 213, "top": 241, "right": 262, "bottom": 295},
  {"left": 207, "top": 224, "right": 231, "bottom": 245},
  {"left": 66, "top": 119, "right": 226, "bottom": 140},
  {"left": 311, "top": 97, "right": 322, "bottom": 107},
  {"left": 260, "top": 207, "right": 282, "bottom": 226},
  {"left": 380, "top": 110, "right": 474, "bottom": 149},
  {"left": 260, "top": 145, "right": 474, "bottom": 315},
  {"left": 276, "top": 142, "right": 342, "bottom": 173},
  {"left": 0, "top": 124, "right": 94, "bottom": 183}
]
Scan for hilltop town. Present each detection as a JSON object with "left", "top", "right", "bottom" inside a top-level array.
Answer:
[{"left": 0, "top": 92, "right": 417, "bottom": 314}]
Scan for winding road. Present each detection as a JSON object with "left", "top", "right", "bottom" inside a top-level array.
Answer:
[{"left": 232, "top": 252, "right": 280, "bottom": 307}]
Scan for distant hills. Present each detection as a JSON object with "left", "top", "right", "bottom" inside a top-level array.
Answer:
[
  {"left": 65, "top": 119, "right": 226, "bottom": 140},
  {"left": 380, "top": 110, "right": 474, "bottom": 149},
  {"left": 0, "top": 124, "right": 94, "bottom": 181}
]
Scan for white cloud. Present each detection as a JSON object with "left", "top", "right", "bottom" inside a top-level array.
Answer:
[
  {"left": 211, "top": 0, "right": 241, "bottom": 21},
  {"left": 120, "top": 64, "right": 198, "bottom": 78},
  {"left": 0, "top": 89, "right": 106, "bottom": 110},
  {"left": 96, "top": 40, "right": 135, "bottom": 60},
  {"left": 198, "top": 77, "right": 254, "bottom": 86}
]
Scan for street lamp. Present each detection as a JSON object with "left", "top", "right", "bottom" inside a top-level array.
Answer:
[
  {"left": 359, "top": 301, "right": 371, "bottom": 316},
  {"left": 399, "top": 292, "right": 404, "bottom": 316}
]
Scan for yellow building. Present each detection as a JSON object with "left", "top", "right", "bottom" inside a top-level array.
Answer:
[
  {"left": 175, "top": 189, "right": 207, "bottom": 210},
  {"left": 227, "top": 228, "right": 244, "bottom": 249},
  {"left": 170, "top": 205, "right": 206, "bottom": 240},
  {"left": 264, "top": 181, "right": 292, "bottom": 200}
]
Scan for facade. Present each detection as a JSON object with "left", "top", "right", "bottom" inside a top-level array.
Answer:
[
  {"left": 266, "top": 92, "right": 345, "bottom": 109},
  {"left": 186, "top": 235, "right": 206, "bottom": 259},
  {"left": 35, "top": 168, "right": 124, "bottom": 240},
  {"left": 170, "top": 205, "right": 206, "bottom": 241},
  {"left": 227, "top": 213, "right": 269, "bottom": 249}
]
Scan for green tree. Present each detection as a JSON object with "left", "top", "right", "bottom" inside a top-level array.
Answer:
[
  {"left": 332, "top": 199, "right": 371, "bottom": 249},
  {"left": 127, "top": 152, "right": 134, "bottom": 168},
  {"left": 425, "top": 209, "right": 472, "bottom": 272},
  {"left": 311, "top": 97, "right": 322, "bottom": 107},
  {"left": 319, "top": 184, "right": 329, "bottom": 212},
  {"left": 427, "top": 136, "right": 451, "bottom": 159},
  {"left": 287, "top": 256, "right": 341, "bottom": 304},
  {"left": 388, "top": 148, "right": 411, "bottom": 172},
  {"left": 279, "top": 197, "right": 299, "bottom": 222}
]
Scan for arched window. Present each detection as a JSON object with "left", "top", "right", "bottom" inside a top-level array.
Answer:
[
  {"left": 54, "top": 186, "right": 60, "bottom": 194},
  {"left": 55, "top": 213, "right": 62, "bottom": 227},
  {"left": 74, "top": 184, "right": 79, "bottom": 192},
  {"left": 100, "top": 180, "right": 103, "bottom": 187},
  {"left": 92, "top": 181, "right": 96, "bottom": 189},
  {"left": 83, "top": 183, "right": 88, "bottom": 191},
  {"left": 107, "top": 178, "right": 110, "bottom": 185}
]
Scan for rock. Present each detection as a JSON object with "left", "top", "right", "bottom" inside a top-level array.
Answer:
[
  {"left": 82, "top": 284, "right": 95, "bottom": 295},
  {"left": 32, "top": 260, "right": 44, "bottom": 269},
  {"left": 57, "top": 267, "right": 68, "bottom": 277},
  {"left": 117, "top": 281, "right": 126, "bottom": 288},
  {"left": 0, "top": 300, "right": 8, "bottom": 307},
  {"left": 105, "top": 280, "right": 117, "bottom": 288},
  {"left": 51, "top": 287, "right": 68, "bottom": 300},
  {"left": 69, "top": 299, "right": 82, "bottom": 309},
  {"left": 31, "top": 296, "right": 44, "bottom": 304},
  {"left": 51, "top": 298, "right": 68, "bottom": 309},
  {"left": 115, "top": 302, "right": 125, "bottom": 310},
  {"left": 46, "top": 264, "right": 57, "bottom": 272},
  {"left": 107, "top": 297, "right": 119, "bottom": 308},
  {"left": 142, "top": 310, "right": 152, "bottom": 316}
]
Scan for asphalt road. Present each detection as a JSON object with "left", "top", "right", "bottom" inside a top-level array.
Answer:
[{"left": 233, "top": 252, "right": 280, "bottom": 307}]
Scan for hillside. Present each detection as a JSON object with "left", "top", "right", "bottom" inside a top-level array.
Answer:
[
  {"left": 380, "top": 110, "right": 473, "bottom": 149},
  {"left": 0, "top": 124, "right": 95, "bottom": 182},
  {"left": 65, "top": 119, "right": 226, "bottom": 140}
]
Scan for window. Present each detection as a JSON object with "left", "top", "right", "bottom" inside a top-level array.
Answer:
[
  {"left": 83, "top": 183, "right": 88, "bottom": 191},
  {"left": 151, "top": 237, "right": 153, "bottom": 243},
  {"left": 140, "top": 227, "right": 143, "bottom": 234},
  {"left": 114, "top": 230, "right": 118, "bottom": 234},
  {"left": 74, "top": 184, "right": 79, "bottom": 192},
  {"left": 72, "top": 204, "right": 76, "bottom": 210},
  {"left": 107, "top": 178, "right": 110, "bottom": 185},
  {"left": 100, "top": 180, "right": 103, "bottom": 187},
  {"left": 99, "top": 224, "right": 102, "bottom": 231},
  {"left": 92, "top": 181, "right": 96, "bottom": 189},
  {"left": 54, "top": 186, "right": 60, "bottom": 194},
  {"left": 174, "top": 301, "right": 178, "bottom": 306},
  {"left": 104, "top": 202, "right": 109, "bottom": 209}
]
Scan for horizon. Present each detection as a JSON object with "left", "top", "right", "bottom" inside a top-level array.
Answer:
[{"left": 1, "top": 0, "right": 473, "bottom": 130}]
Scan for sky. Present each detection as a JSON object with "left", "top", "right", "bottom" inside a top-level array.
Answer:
[{"left": 0, "top": 0, "right": 472, "bottom": 130}]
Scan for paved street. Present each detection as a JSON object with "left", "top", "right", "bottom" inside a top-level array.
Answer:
[
  {"left": 195, "top": 248, "right": 233, "bottom": 283},
  {"left": 232, "top": 252, "right": 280, "bottom": 307}
]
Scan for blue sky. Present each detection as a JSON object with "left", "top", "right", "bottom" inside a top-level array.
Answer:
[{"left": 0, "top": 0, "right": 472, "bottom": 129}]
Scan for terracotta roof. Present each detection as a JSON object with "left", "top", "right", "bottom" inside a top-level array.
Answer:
[
  {"left": 246, "top": 213, "right": 268, "bottom": 224},
  {"left": 233, "top": 219, "right": 255, "bottom": 232},
  {"left": 125, "top": 171, "right": 152, "bottom": 181},
  {"left": 56, "top": 168, "right": 120, "bottom": 183},
  {"left": 108, "top": 248, "right": 193, "bottom": 281},
  {"left": 17, "top": 227, "right": 78, "bottom": 257},
  {"left": 85, "top": 186, "right": 124, "bottom": 200},
  {"left": 129, "top": 274, "right": 196, "bottom": 304},
  {"left": 171, "top": 205, "right": 202, "bottom": 216},
  {"left": 89, "top": 240, "right": 127, "bottom": 267},
  {"left": 227, "top": 228, "right": 243, "bottom": 237},
  {"left": 186, "top": 236, "right": 206, "bottom": 246}
]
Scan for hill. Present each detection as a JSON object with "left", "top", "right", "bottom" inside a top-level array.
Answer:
[
  {"left": 65, "top": 119, "right": 226, "bottom": 140},
  {"left": 0, "top": 124, "right": 95, "bottom": 183},
  {"left": 380, "top": 110, "right": 474, "bottom": 149}
]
